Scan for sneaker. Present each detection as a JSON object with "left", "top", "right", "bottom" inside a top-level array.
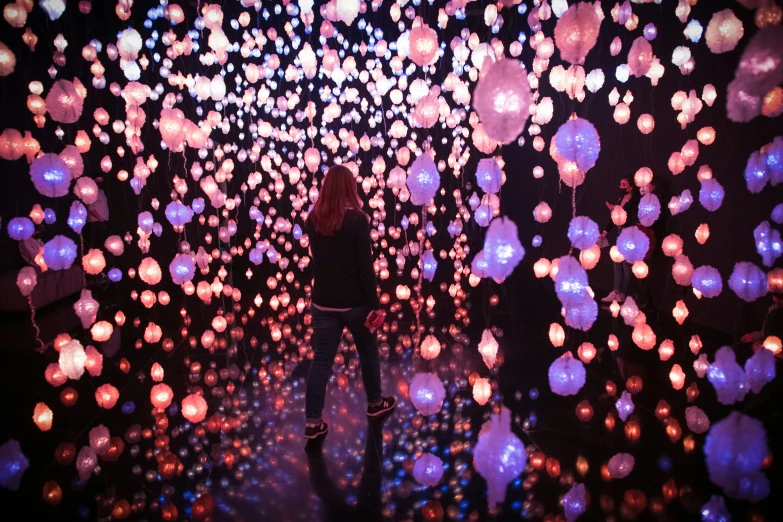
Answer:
[
  {"left": 367, "top": 396, "right": 396, "bottom": 418},
  {"left": 304, "top": 421, "right": 328, "bottom": 440},
  {"left": 601, "top": 290, "right": 619, "bottom": 303}
]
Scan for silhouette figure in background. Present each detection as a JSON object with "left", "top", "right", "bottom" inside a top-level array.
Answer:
[
  {"left": 599, "top": 176, "right": 641, "bottom": 303},
  {"left": 306, "top": 418, "right": 388, "bottom": 522},
  {"left": 304, "top": 165, "right": 395, "bottom": 443}
]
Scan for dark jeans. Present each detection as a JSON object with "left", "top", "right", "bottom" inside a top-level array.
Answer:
[
  {"left": 613, "top": 260, "right": 632, "bottom": 296},
  {"left": 305, "top": 305, "right": 381, "bottom": 423}
]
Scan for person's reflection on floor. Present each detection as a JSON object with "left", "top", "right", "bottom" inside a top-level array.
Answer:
[{"left": 306, "top": 417, "right": 387, "bottom": 522}]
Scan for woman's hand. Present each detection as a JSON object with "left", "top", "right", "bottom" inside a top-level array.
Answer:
[
  {"left": 364, "top": 310, "right": 385, "bottom": 332},
  {"left": 741, "top": 331, "right": 761, "bottom": 343},
  {"left": 605, "top": 201, "right": 614, "bottom": 210}
]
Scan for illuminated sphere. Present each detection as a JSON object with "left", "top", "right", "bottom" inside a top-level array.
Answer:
[
  {"left": 160, "top": 108, "right": 186, "bottom": 151},
  {"left": 708, "top": 346, "right": 746, "bottom": 405},
  {"left": 608, "top": 453, "right": 635, "bottom": 479},
  {"left": 169, "top": 253, "right": 196, "bottom": 285},
  {"left": 704, "top": 411, "right": 768, "bottom": 498},
  {"left": 413, "top": 453, "right": 445, "bottom": 487},
  {"left": 554, "top": 117, "right": 600, "bottom": 173},
  {"left": 637, "top": 194, "right": 661, "bottom": 226},
  {"left": 692, "top": 265, "right": 723, "bottom": 298},
  {"left": 7, "top": 217, "right": 34, "bottom": 241},
  {"left": 473, "top": 407, "right": 526, "bottom": 507},
  {"left": 95, "top": 384, "right": 120, "bottom": 409},
  {"left": 138, "top": 258, "right": 163, "bottom": 285},
  {"left": 483, "top": 217, "right": 525, "bottom": 281},
  {"left": 30, "top": 153, "right": 71, "bottom": 198},
  {"left": 554, "top": 256, "right": 588, "bottom": 307},
  {"left": 407, "top": 153, "right": 440, "bottom": 206},
  {"left": 564, "top": 296, "right": 598, "bottom": 331},
  {"left": 473, "top": 59, "right": 533, "bottom": 145},
  {"left": 616, "top": 227, "right": 650, "bottom": 263},
  {"left": 548, "top": 353, "right": 586, "bottom": 396},
  {"left": 734, "top": 26, "right": 783, "bottom": 99},
  {"left": 728, "top": 262, "right": 768, "bottom": 302},
  {"left": 409, "top": 23, "right": 439, "bottom": 66},
  {"left": 410, "top": 372, "right": 446, "bottom": 416},
  {"left": 705, "top": 9, "right": 744, "bottom": 54},
  {"left": 60, "top": 145, "right": 84, "bottom": 178},
  {"left": 745, "top": 347, "right": 775, "bottom": 395},
  {"left": 420, "top": 335, "right": 441, "bottom": 360},
  {"left": 533, "top": 201, "right": 552, "bottom": 223},
  {"left": 754, "top": 221, "right": 782, "bottom": 267},
  {"left": 637, "top": 113, "right": 655, "bottom": 134},
  {"left": 45, "top": 79, "right": 83, "bottom": 124},
  {"left": 563, "top": 483, "right": 587, "bottom": 522},
  {"left": 0, "top": 439, "right": 29, "bottom": 491},
  {"left": 181, "top": 394, "right": 208, "bottom": 423},
  {"left": 165, "top": 201, "right": 194, "bottom": 226},
  {"left": 413, "top": 91, "right": 440, "bottom": 129},
  {"left": 150, "top": 383, "right": 174, "bottom": 409},
  {"left": 567, "top": 216, "right": 599, "bottom": 250},
  {"left": 0, "top": 128, "right": 23, "bottom": 160},
  {"left": 475, "top": 158, "right": 502, "bottom": 194},
  {"left": 0, "top": 42, "right": 16, "bottom": 77},
  {"left": 699, "top": 178, "right": 725, "bottom": 211},
  {"left": 43, "top": 235, "right": 78, "bottom": 270},
  {"left": 59, "top": 340, "right": 87, "bottom": 380},
  {"left": 632, "top": 323, "right": 656, "bottom": 350},
  {"left": 627, "top": 36, "right": 653, "bottom": 77},
  {"left": 554, "top": 2, "right": 601, "bottom": 65},
  {"left": 335, "top": 0, "right": 360, "bottom": 26},
  {"left": 473, "top": 378, "right": 492, "bottom": 405},
  {"left": 82, "top": 249, "right": 106, "bottom": 275}
]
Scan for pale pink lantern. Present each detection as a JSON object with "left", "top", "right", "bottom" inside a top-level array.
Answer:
[
  {"left": 473, "top": 59, "right": 532, "bottom": 145},
  {"left": 159, "top": 108, "right": 186, "bottom": 150},
  {"left": 182, "top": 393, "right": 208, "bottom": 423},
  {"left": 151, "top": 383, "right": 174, "bottom": 409},
  {"left": 420, "top": 335, "right": 441, "bottom": 360},
  {"left": 473, "top": 378, "right": 491, "bottom": 406},
  {"left": 46, "top": 79, "right": 84, "bottom": 124},
  {"left": 95, "top": 384, "right": 120, "bottom": 409},
  {"left": 33, "top": 402, "right": 54, "bottom": 432},
  {"left": 409, "top": 23, "right": 439, "bottom": 66},
  {"left": 554, "top": 2, "right": 601, "bottom": 65}
]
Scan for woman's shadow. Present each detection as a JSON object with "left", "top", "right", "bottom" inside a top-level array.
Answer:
[{"left": 305, "top": 416, "right": 389, "bottom": 522}]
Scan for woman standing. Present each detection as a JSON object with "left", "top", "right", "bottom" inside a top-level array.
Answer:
[
  {"left": 599, "top": 176, "right": 640, "bottom": 303},
  {"left": 303, "top": 165, "right": 396, "bottom": 441}
]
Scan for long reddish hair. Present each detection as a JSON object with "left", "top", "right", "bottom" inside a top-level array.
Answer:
[{"left": 308, "top": 165, "right": 364, "bottom": 236}]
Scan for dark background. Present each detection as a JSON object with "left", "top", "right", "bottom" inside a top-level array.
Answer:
[{"left": 0, "top": 0, "right": 781, "bottom": 520}]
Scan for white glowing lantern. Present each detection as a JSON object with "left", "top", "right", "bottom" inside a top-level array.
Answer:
[
  {"left": 579, "top": 245, "right": 600, "bottom": 270},
  {"left": 705, "top": 9, "right": 744, "bottom": 54},
  {"left": 181, "top": 393, "right": 208, "bottom": 423},
  {"left": 578, "top": 342, "right": 596, "bottom": 364},
  {"left": 534, "top": 258, "right": 551, "bottom": 278},
  {"left": 549, "top": 323, "right": 565, "bottom": 348},
  {"left": 613, "top": 103, "right": 631, "bottom": 124},
  {"left": 59, "top": 340, "right": 87, "bottom": 380},
  {"left": 335, "top": 0, "right": 360, "bottom": 26},
  {"left": 695, "top": 223, "right": 710, "bottom": 245},
  {"left": 637, "top": 114, "right": 655, "bottom": 134},
  {"left": 661, "top": 234, "right": 683, "bottom": 257},
  {"left": 473, "top": 378, "right": 492, "bottom": 406},
  {"left": 138, "top": 258, "right": 162, "bottom": 285},
  {"left": 91, "top": 321, "right": 113, "bottom": 342},
  {"left": 478, "top": 329, "right": 499, "bottom": 369},
  {"left": 632, "top": 323, "right": 656, "bottom": 350},
  {"left": 672, "top": 300, "right": 689, "bottom": 325},
  {"left": 658, "top": 339, "right": 675, "bottom": 361},
  {"left": 533, "top": 201, "right": 552, "bottom": 223},
  {"left": 669, "top": 364, "right": 686, "bottom": 390},
  {"left": 421, "top": 335, "right": 441, "bottom": 360}
]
